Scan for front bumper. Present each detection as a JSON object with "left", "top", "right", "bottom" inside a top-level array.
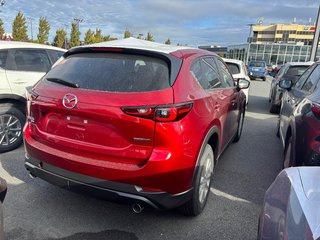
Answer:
[{"left": 25, "top": 157, "right": 193, "bottom": 210}]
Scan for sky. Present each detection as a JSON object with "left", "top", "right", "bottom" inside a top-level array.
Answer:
[{"left": 1, "top": 0, "right": 320, "bottom": 47}]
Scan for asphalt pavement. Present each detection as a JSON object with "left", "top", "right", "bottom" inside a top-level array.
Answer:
[{"left": 0, "top": 77, "right": 283, "bottom": 240}]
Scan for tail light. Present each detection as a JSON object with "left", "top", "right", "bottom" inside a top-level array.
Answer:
[
  {"left": 122, "top": 102, "right": 193, "bottom": 122},
  {"left": 25, "top": 87, "right": 38, "bottom": 123},
  {"left": 311, "top": 102, "right": 320, "bottom": 118}
]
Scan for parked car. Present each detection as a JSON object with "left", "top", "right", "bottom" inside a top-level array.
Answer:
[
  {"left": 258, "top": 167, "right": 320, "bottom": 240},
  {"left": 278, "top": 61, "right": 320, "bottom": 168},
  {"left": 0, "top": 177, "right": 7, "bottom": 240},
  {"left": 269, "top": 62, "right": 313, "bottom": 113},
  {"left": 223, "top": 58, "right": 251, "bottom": 105},
  {"left": 247, "top": 60, "right": 268, "bottom": 81},
  {"left": 24, "top": 37, "right": 249, "bottom": 216},
  {"left": 0, "top": 41, "right": 66, "bottom": 153}
]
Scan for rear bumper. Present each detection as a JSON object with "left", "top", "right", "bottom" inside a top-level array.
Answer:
[
  {"left": 25, "top": 157, "right": 193, "bottom": 210},
  {"left": 249, "top": 71, "right": 267, "bottom": 78}
]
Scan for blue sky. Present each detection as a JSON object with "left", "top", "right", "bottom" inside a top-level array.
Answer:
[{"left": 0, "top": 0, "right": 319, "bottom": 47}]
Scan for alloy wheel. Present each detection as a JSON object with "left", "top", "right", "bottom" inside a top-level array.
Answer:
[{"left": 0, "top": 114, "right": 22, "bottom": 147}]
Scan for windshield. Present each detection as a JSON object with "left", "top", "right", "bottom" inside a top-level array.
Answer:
[
  {"left": 45, "top": 53, "right": 170, "bottom": 92},
  {"left": 249, "top": 62, "right": 266, "bottom": 67}
]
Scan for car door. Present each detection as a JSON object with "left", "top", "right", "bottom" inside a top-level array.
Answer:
[
  {"left": 5, "top": 48, "right": 52, "bottom": 97},
  {"left": 0, "top": 50, "right": 10, "bottom": 95},
  {"left": 280, "top": 63, "right": 320, "bottom": 144},
  {"left": 214, "top": 58, "right": 240, "bottom": 144}
]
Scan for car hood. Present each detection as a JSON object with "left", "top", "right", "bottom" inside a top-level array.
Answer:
[{"left": 286, "top": 167, "right": 320, "bottom": 239}]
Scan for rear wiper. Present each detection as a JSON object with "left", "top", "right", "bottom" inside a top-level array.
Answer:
[{"left": 46, "top": 78, "right": 80, "bottom": 88}]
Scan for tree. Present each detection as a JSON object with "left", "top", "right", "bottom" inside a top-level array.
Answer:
[
  {"left": 103, "top": 35, "right": 111, "bottom": 41},
  {"left": 165, "top": 38, "right": 171, "bottom": 45},
  {"left": 94, "top": 28, "right": 103, "bottom": 43},
  {"left": 124, "top": 28, "right": 132, "bottom": 38},
  {"left": 84, "top": 29, "right": 95, "bottom": 44},
  {"left": 145, "top": 32, "right": 154, "bottom": 41},
  {"left": 12, "top": 12, "right": 28, "bottom": 41},
  {"left": 69, "top": 22, "right": 80, "bottom": 47},
  {"left": 53, "top": 29, "right": 66, "bottom": 48},
  {"left": 37, "top": 17, "right": 50, "bottom": 44},
  {"left": 0, "top": 19, "right": 4, "bottom": 39}
]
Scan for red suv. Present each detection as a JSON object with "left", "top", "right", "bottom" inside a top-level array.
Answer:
[{"left": 24, "top": 38, "right": 249, "bottom": 216}]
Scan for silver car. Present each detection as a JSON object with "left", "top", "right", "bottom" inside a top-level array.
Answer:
[
  {"left": 258, "top": 167, "right": 320, "bottom": 240},
  {"left": 0, "top": 177, "right": 7, "bottom": 240}
]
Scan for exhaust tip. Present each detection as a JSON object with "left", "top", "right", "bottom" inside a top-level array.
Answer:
[{"left": 132, "top": 203, "right": 144, "bottom": 214}]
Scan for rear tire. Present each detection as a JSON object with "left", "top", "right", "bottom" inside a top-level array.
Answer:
[
  {"left": 269, "top": 103, "right": 280, "bottom": 114},
  {"left": 262, "top": 77, "right": 266, "bottom": 81},
  {"left": 179, "top": 144, "right": 214, "bottom": 216},
  {"left": 283, "top": 136, "right": 295, "bottom": 168},
  {"left": 233, "top": 108, "right": 245, "bottom": 142},
  {"left": 0, "top": 104, "right": 25, "bottom": 153}
]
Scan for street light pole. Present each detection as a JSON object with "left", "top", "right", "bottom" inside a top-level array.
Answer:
[
  {"left": 27, "top": 17, "right": 34, "bottom": 41},
  {"left": 63, "top": 24, "right": 68, "bottom": 49},
  {"left": 310, "top": 5, "right": 320, "bottom": 61}
]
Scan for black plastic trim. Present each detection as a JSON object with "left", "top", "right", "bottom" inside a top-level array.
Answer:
[{"left": 25, "top": 158, "right": 192, "bottom": 210}]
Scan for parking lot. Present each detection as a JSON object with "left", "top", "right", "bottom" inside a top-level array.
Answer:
[{"left": 0, "top": 77, "right": 283, "bottom": 240}]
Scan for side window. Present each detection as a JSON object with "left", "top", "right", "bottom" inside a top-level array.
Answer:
[
  {"left": 301, "top": 64, "right": 320, "bottom": 92},
  {"left": 190, "top": 58, "right": 221, "bottom": 90},
  {"left": 215, "top": 59, "right": 235, "bottom": 87},
  {"left": 48, "top": 50, "right": 64, "bottom": 64},
  {"left": 295, "top": 64, "right": 317, "bottom": 89},
  {"left": 202, "top": 58, "right": 221, "bottom": 89},
  {"left": 0, "top": 50, "right": 8, "bottom": 69},
  {"left": 7, "top": 49, "right": 51, "bottom": 72}
]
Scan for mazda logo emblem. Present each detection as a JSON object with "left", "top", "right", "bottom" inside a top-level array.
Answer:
[{"left": 62, "top": 94, "right": 78, "bottom": 109}]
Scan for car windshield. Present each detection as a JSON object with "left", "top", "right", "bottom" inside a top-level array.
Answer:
[
  {"left": 286, "top": 66, "right": 309, "bottom": 76},
  {"left": 249, "top": 62, "right": 266, "bottom": 67},
  {"left": 45, "top": 53, "right": 170, "bottom": 92}
]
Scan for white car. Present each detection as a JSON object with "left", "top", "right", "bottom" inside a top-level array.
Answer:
[
  {"left": 223, "top": 58, "right": 251, "bottom": 105},
  {"left": 0, "top": 41, "right": 66, "bottom": 152}
]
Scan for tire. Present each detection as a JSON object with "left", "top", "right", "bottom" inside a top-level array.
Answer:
[
  {"left": 0, "top": 104, "right": 25, "bottom": 153},
  {"left": 283, "top": 136, "right": 295, "bottom": 169},
  {"left": 269, "top": 103, "right": 280, "bottom": 114},
  {"left": 262, "top": 77, "right": 266, "bottom": 81},
  {"left": 179, "top": 144, "right": 214, "bottom": 216},
  {"left": 233, "top": 108, "right": 245, "bottom": 142}
]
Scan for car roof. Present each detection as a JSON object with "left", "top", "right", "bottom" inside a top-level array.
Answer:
[
  {"left": 222, "top": 58, "right": 244, "bottom": 65},
  {"left": 285, "top": 61, "right": 314, "bottom": 66},
  {"left": 70, "top": 37, "right": 194, "bottom": 55},
  {"left": 0, "top": 40, "right": 66, "bottom": 52}
]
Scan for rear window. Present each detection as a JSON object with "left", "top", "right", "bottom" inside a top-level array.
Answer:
[
  {"left": 0, "top": 50, "right": 8, "bottom": 69},
  {"left": 225, "top": 62, "right": 240, "bottom": 75},
  {"left": 45, "top": 53, "right": 170, "bottom": 92},
  {"left": 286, "top": 66, "right": 309, "bottom": 77},
  {"left": 249, "top": 62, "right": 266, "bottom": 67}
]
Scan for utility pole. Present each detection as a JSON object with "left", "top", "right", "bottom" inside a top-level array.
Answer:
[
  {"left": 63, "top": 24, "right": 68, "bottom": 49},
  {"left": 310, "top": 5, "right": 320, "bottom": 61},
  {"left": 73, "top": 18, "right": 83, "bottom": 32},
  {"left": 27, "top": 17, "right": 34, "bottom": 40}
]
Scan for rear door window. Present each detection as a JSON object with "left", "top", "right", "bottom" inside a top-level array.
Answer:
[
  {"left": 295, "top": 64, "right": 317, "bottom": 90},
  {"left": 215, "top": 59, "right": 235, "bottom": 87},
  {"left": 45, "top": 53, "right": 170, "bottom": 92},
  {"left": 48, "top": 50, "right": 64, "bottom": 64},
  {"left": 285, "top": 66, "right": 309, "bottom": 77},
  {"left": 301, "top": 64, "right": 320, "bottom": 92},
  {"left": 225, "top": 62, "right": 240, "bottom": 75},
  {"left": 191, "top": 58, "right": 222, "bottom": 90},
  {"left": 7, "top": 49, "right": 51, "bottom": 72}
]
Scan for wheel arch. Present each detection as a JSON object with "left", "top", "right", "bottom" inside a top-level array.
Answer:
[
  {"left": 0, "top": 94, "right": 26, "bottom": 113},
  {"left": 191, "top": 125, "right": 220, "bottom": 185}
]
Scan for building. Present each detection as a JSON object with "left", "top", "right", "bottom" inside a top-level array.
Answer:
[
  {"left": 249, "top": 24, "right": 315, "bottom": 46},
  {"left": 227, "top": 43, "right": 320, "bottom": 65},
  {"left": 198, "top": 45, "right": 228, "bottom": 57}
]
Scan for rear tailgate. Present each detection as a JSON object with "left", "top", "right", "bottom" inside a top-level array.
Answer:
[{"left": 28, "top": 51, "right": 178, "bottom": 165}]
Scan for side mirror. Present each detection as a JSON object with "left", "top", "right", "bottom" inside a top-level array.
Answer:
[
  {"left": 237, "top": 79, "right": 250, "bottom": 90},
  {"left": 279, "top": 79, "right": 292, "bottom": 90}
]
